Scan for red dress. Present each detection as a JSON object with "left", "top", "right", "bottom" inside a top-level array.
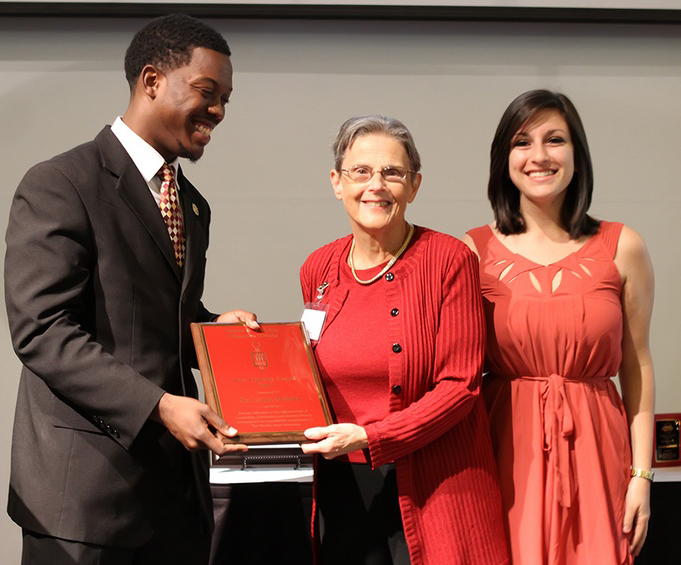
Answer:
[{"left": 468, "top": 221, "right": 633, "bottom": 565}]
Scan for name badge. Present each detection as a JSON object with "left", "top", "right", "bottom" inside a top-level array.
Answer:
[
  {"left": 301, "top": 282, "right": 330, "bottom": 341},
  {"left": 301, "top": 305, "right": 328, "bottom": 341}
]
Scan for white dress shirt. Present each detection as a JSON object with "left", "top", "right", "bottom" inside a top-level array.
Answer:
[{"left": 110, "top": 116, "right": 182, "bottom": 210}]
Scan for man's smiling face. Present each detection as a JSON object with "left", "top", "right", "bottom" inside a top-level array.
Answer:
[{"left": 149, "top": 47, "right": 233, "bottom": 163}]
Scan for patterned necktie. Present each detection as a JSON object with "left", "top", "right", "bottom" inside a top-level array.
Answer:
[{"left": 159, "top": 163, "right": 185, "bottom": 268}]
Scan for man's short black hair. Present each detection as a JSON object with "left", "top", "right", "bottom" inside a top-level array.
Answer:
[{"left": 124, "top": 13, "right": 231, "bottom": 89}]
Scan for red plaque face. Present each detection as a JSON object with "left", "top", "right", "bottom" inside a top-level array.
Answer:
[{"left": 192, "top": 322, "right": 332, "bottom": 444}]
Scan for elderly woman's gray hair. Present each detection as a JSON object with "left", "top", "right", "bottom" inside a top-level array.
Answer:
[{"left": 332, "top": 115, "right": 422, "bottom": 174}]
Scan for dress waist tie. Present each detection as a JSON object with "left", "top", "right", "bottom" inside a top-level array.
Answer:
[{"left": 497, "top": 373, "right": 613, "bottom": 508}]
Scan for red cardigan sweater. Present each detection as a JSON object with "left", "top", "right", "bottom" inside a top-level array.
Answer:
[{"left": 300, "top": 227, "right": 509, "bottom": 565}]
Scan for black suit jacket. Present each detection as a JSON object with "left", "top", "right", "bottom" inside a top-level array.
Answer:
[{"left": 5, "top": 127, "right": 215, "bottom": 547}]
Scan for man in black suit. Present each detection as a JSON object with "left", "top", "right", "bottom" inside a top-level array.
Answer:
[{"left": 4, "top": 14, "right": 256, "bottom": 565}]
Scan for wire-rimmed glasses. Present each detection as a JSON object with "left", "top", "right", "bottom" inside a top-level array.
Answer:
[{"left": 341, "top": 165, "right": 415, "bottom": 183}]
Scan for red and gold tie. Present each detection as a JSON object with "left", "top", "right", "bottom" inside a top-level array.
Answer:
[{"left": 159, "top": 163, "right": 185, "bottom": 268}]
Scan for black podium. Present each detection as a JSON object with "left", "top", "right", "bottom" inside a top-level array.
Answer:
[
  {"left": 209, "top": 447, "right": 314, "bottom": 565},
  {"left": 210, "top": 482, "right": 313, "bottom": 565}
]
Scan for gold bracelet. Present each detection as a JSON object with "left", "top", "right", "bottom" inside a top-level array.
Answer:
[{"left": 631, "top": 468, "right": 655, "bottom": 482}]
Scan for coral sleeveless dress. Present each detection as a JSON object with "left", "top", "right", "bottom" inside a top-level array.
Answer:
[{"left": 467, "top": 222, "right": 633, "bottom": 565}]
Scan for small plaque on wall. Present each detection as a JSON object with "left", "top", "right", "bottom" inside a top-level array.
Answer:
[{"left": 653, "top": 413, "right": 681, "bottom": 467}]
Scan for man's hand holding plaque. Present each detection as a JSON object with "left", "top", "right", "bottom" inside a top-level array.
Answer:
[{"left": 151, "top": 393, "right": 249, "bottom": 455}]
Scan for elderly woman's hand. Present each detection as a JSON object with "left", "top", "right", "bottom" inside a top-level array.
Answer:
[{"left": 301, "top": 424, "right": 368, "bottom": 459}]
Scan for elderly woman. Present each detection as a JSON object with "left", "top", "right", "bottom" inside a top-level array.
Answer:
[
  {"left": 464, "top": 90, "right": 655, "bottom": 565},
  {"left": 299, "top": 115, "right": 508, "bottom": 565}
]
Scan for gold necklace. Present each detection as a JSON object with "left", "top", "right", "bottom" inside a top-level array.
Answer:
[{"left": 348, "top": 223, "right": 414, "bottom": 285}]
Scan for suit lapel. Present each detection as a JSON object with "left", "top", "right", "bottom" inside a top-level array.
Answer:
[
  {"left": 178, "top": 170, "right": 199, "bottom": 281},
  {"left": 177, "top": 168, "right": 207, "bottom": 293},
  {"left": 96, "top": 128, "right": 183, "bottom": 281}
]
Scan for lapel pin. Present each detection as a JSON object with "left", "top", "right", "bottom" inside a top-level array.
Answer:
[{"left": 192, "top": 203, "right": 199, "bottom": 216}]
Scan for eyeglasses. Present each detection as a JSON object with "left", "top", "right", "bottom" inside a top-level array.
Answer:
[{"left": 340, "top": 165, "right": 415, "bottom": 183}]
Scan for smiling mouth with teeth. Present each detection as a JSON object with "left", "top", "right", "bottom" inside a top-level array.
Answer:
[
  {"left": 528, "top": 171, "right": 556, "bottom": 177},
  {"left": 363, "top": 201, "right": 391, "bottom": 207},
  {"left": 196, "top": 124, "right": 213, "bottom": 137}
]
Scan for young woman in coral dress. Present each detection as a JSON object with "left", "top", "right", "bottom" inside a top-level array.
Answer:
[{"left": 464, "top": 90, "right": 655, "bottom": 565}]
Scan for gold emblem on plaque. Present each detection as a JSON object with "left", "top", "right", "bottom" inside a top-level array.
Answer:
[{"left": 251, "top": 341, "right": 268, "bottom": 371}]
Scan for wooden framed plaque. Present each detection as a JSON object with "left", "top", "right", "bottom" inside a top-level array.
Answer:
[
  {"left": 191, "top": 322, "right": 332, "bottom": 445},
  {"left": 653, "top": 413, "right": 681, "bottom": 467}
]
